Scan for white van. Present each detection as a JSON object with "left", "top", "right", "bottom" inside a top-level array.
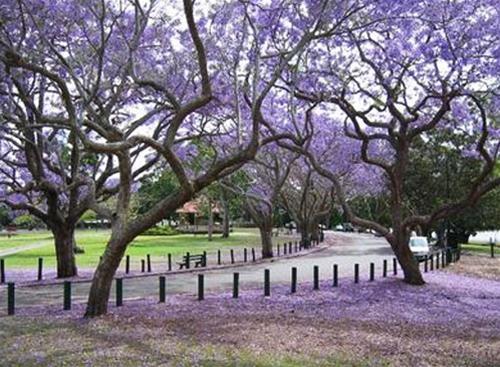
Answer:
[{"left": 409, "top": 236, "right": 431, "bottom": 261}]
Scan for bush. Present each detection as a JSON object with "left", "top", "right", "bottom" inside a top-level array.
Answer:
[
  {"left": 74, "top": 245, "right": 85, "bottom": 254},
  {"left": 142, "top": 225, "right": 179, "bottom": 236}
]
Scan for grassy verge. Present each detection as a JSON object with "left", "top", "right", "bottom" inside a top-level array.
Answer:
[
  {"left": 0, "top": 316, "right": 383, "bottom": 367},
  {"left": 0, "top": 228, "right": 296, "bottom": 269},
  {"left": 461, "top": 243, "right": 497, "bottom": 254}
]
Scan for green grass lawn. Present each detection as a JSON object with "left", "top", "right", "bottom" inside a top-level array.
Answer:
[
  {"left": 0, "top": 228, "right": 296, "bottom": 269},
  {"left": 461, "top": 243, "right": 497, "bottom": 254}
]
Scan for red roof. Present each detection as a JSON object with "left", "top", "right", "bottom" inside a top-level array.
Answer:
[{"left": 176, "top": 200, "right": 221, "bottom": 214}]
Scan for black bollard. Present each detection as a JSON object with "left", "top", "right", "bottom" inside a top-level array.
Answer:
[
  {"left": 252, "top": 248, "right": 256, "bottom": 262},
  {"left": 125, "top": 255, "right": 130, "bottom": 274},
  {"left": 277, "top": 244, "right": 280, "bottom": 256},
  {"left": 233, "top": 273, "right": 239, "bottom": 299},
  {"left": 291, "top": 267, "right": 297, "bottom": 293},
  {"left": 186, "top": 252, "right": 191, "bottom": 269},
  {"left": 264, "top": 269, "right": 270, "bottom": 297},
  {"left": 491, "top": 238, "right": 495, "bottom": 258},
  {"left": 198, "top": 274, "right": 204, "bottom": 301},
  {"left": 244, "top": 248, "right": 247, "bottom": 263},
  {"left": 7, "top": 282, "right": 15, "bottom": 315},
  {"left": 203, "top": 251, "right": 207, "bottom": 267},
  {"left": 354, "top": 264, "right": 359, "bottom": 283},
  {"left": 436, "top": 253, "right": 440, "bottom": 270},
  {"left": 0, "top": 259, "right": 5, "bottom": 284},
  {"left": 393, "top": 258, "right": 397, "bottom": 275},
  {"left": 168, "top": 253, "right": 172, "bottom": 271},
  {"left": 424, "top": 256, "right": 428, "bottom": 273},
  {"left": 370, "top": 262, "right": 374, "bottom": 281},
  {"left": 289, "top": 242, "right": 293, "bottom": 254},
  {"left": 441, "top": 251, "right": 445, "bottom": 268},
  {"left": 147, "top": 254, "right": 152, "bottom": 272},
  {"left": 141, "top": 259, "right": 145, "bottom": 273},
  {"left": 333, "top": 264, "right": 338, "bottom": 287},
  {"left": 63, "top": 281, "right": 71, "bottom": 311},
  {"left": 116, "top": 278, "right": 123, "bottom": 307},
  {"left": 230, "top": 249, "right": 235, "bottom": 264},
  {"left": 383, "top": 259, "right": 387, "bottom": 278},
  {"left": 159, "top": 276, "right": 165, "bottom": 303},
  {"left": 38, "top": 257, "right": 43, "bottom": 281},
  {"left": 313, "top": 265, "right": 319, "bottom": 290},
  {"left": 284, "top": 243, "right": 287, "bottom": 255},
  {"left": 217, "top": 250, "right": 221, "bottom": 265}
]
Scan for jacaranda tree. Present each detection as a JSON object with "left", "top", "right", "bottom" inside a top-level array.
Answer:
[
  {"left": 1, "top": 0, "right": 365, "bottom": 316},
  {"left": 286, "top": 0, "right": 500, "bottom": 284}
]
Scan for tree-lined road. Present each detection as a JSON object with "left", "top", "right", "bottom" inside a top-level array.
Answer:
[{"left": 9, "top": 232, "right": 397, "bottom": 309}]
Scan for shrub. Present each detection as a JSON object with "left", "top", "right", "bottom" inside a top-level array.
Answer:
[{"left": 142, "top": 225, "right": 179, "bottom": 236}]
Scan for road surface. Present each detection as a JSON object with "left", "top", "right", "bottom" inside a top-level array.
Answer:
[{"left": 3, "top": 232, "right": 402, "bottom": 309}]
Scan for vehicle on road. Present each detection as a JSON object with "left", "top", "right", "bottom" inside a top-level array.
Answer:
[{"left": 409, "top": 236, "right": 431, "bottom": 261}]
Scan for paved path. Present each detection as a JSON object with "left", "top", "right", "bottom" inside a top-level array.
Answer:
[
  {"left": 0, "top": 242, "right": 48, "bottom": 257},
  {"left": 6, "top": 232, "right": 400, "bottom": 308}
]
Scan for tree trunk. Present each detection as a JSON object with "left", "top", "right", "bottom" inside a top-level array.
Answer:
[
  {"left": 310, "top": 222, "right": 320, "bottom": 242},
  {"left": 53, "top": 225, "right": 78, "bottom": 278},
  {"left": 207, "top": 199, "right": 213, "bottom": 242},
  {"left": 392, "top": 237, "right": 425, "bottom": 285},
  {"left": 221, "top": 189, "right": 230, "bottom": 238},
  {"left": 259, "top": 225, "right": 274, "bottom": 258},
  {"left": 85, "top": 237, "right": 127, "bottom": 317},
  {"left": 297, "top": 221, "right": 311, "bottom": 248}
]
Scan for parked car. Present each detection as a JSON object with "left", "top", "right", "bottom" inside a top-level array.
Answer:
[
  {"left": 409, "top": 236, "right": 431, "bottom": 261},
  {"left": 341, "top": 223, "right": 354, "bottom": 232}
]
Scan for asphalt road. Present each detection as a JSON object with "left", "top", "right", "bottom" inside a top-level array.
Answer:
[{"left": 6, "top": 232, "right": 399, "bottom": 309}]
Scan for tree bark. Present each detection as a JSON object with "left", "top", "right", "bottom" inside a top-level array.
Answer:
[
  {"left": 391, "top": 236, "right": 425, "bottom": 285},
  {"left": 53, "top": 225, "right": 78, "bottom": 278},
  {"left": 221, "top": 190, "right": 230, "bottom": 238},
  {"left": 259, "top": 225, "right": 274, "bottom": 258},
  {"left": 297, "top": 221, "right": 311, "bottom": 248},
  {"left": 84, "top": 236, "right": 127, "bottom": 317},
  {"left": 207, "top": 199, "right": 213, "bottom": 241}
]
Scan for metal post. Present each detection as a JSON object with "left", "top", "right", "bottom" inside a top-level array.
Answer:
[
  {"left": 168, "top": 253, "right": 172, "bottom": 271},
  {"left": 125, "top": 255, "right": 130, "bottom": 274},
  {"left": 38, "top": 258, "right": 43, "bottom": 281},
  {"left": 291, "top": 267, "right": 297, "bottom": 293},
  {"left": 0, "top": 259, "right": 5, "bottom": 284},
  {"left": 333, "top": 264, "right": 338, "bottom": 287},
  {"left": 264, "top": 269, "right": 270, "bottom": 297},
  {"left": 7, "top": 282, "right": 15, "bottom": 315},
  {"left": 63, "top": 281, "right": 71, "bottom": 311},
  {"left": 370, "top": 262, "right": 374, "bottom": 281},
  {"left": 198, "top": 274, "right": 204, "bottom": 301},
  {"left": 116, "top": 278, "right": 123, "bottom": 307},
  {"left": 159, "top": 276, "right": 165, "bottom": 303},
  {"left": 313, "top": 265, "right": 319, "bottom": 290},
  {"left": 393, "top": 258, "right": 397, "bottom": 275},
  {"left": 147, "top": 254, "right": 152, "bottom": 272},
  {"left": 354, "top": 264, "right": 359, "bottom": 283},
  {"left": 233, "top": 273, "right": 239, "bottom": 299},
  {"left": 383, "top": 259, "right": 387, "bottom": 278}
]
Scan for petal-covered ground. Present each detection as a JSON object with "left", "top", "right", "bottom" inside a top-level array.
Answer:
[{"left": 1, "top": 254, "right": 499, "bottom": 366}]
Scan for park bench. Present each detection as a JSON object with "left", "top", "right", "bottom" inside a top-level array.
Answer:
[{"left": 177, "top": 252, "right": 207, "bottom": 269}]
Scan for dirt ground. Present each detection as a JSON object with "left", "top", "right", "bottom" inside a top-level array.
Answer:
[{"left": 0, "top": 253, "right": 499, "bottom": 367}]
